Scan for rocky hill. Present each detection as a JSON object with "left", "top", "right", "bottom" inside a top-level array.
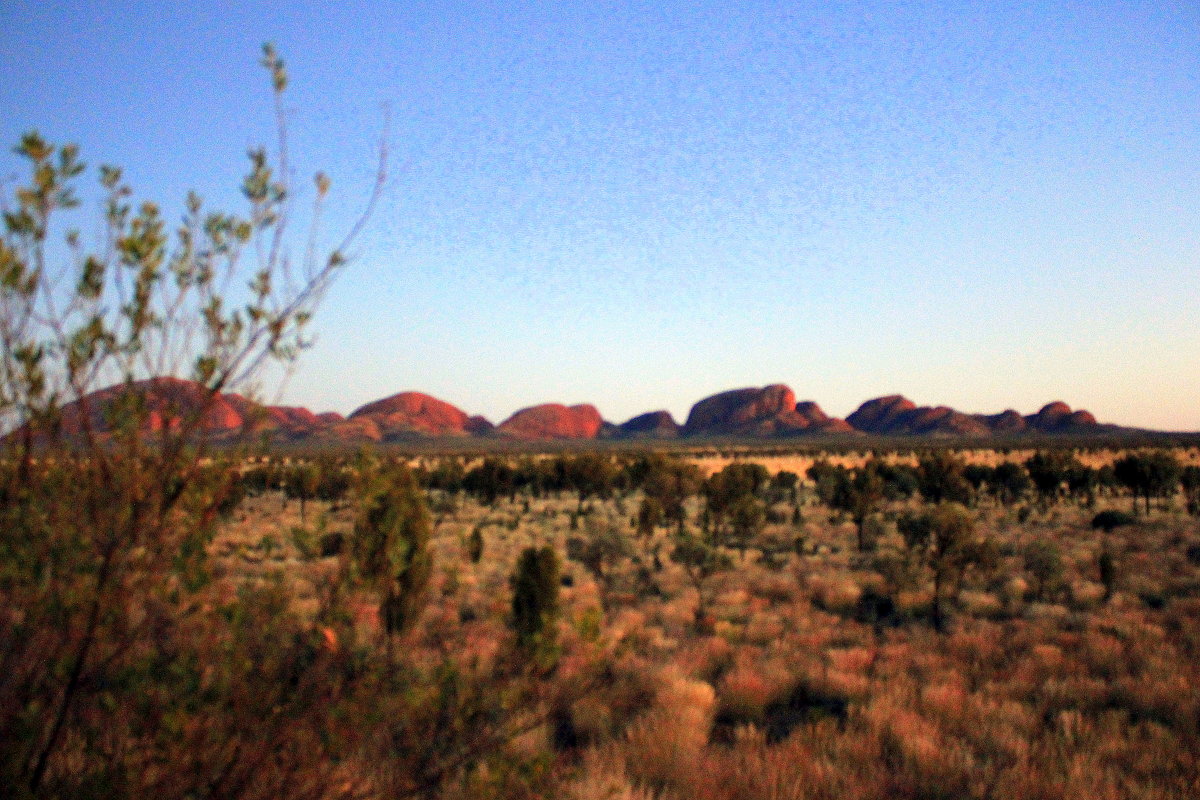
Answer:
[
  {"left": 682, "top": 385, "right": 853, "bottom": 437},
  {"left": 347, "top": 392, "right": 493, "bottom": 439},
  {"left": 616, "top": 410, "right": 681, "bottom": 438},
  {"left": 847, "top": 395, "right": 1104, "bottom": 436},
  {"left": 496, "top": 404, "right": 603, "bottom": 440},
  {"left": 16, "top": 378, "right": 1134, "bottom": 445}
]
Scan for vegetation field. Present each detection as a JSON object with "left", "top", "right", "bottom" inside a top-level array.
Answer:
[{"left": 153, "top": 443, "right": 1200, "bottom": 799}]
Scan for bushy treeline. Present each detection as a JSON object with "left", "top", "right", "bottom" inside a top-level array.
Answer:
[{"left": 238, "top": 446, "right": 1198, "bottom": 529}]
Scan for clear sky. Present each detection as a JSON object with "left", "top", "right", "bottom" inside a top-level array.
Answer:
[{"left": 3, "top": 1, "right": 1198, "bottom": 430}]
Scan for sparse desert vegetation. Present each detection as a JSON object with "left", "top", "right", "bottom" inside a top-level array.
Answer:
[
  {"left": 5, "top": 30, "right": 1200, "bottom": 800},
  {"left": 97, "top": 442, "right": 1195, "bottom": 799}
]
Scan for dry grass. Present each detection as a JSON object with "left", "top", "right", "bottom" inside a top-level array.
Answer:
[{"left": 211, "top": 446, "right": 1200, "bottom": 798}]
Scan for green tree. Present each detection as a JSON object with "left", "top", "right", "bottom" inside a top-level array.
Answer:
[
  {"left": 847, "top": 463, "right": 886, "bottom": 551},
  {"left": 574, "top": 516, "right": 632, "bottom": 587},
  {"left": 1025, "top": 451, "right": 1082, "bottom": 506},
  {"left": 635, "top": 494, "right": 665, "bottom": 537},
  {"left": 0, "top": 45, "right": 383, "bottom": 797},
  {"left": 641, "top": 454, "right": 701, "bottom": 534},
  {"left": 670, "top": 531, "right": 731, "bottom": 633},
  {"left": 917, "top": 452, "right": 972, "bottom": 505},
  {"left": 1098, "top": 549, "right": 1118, "bottom": 601},
  {"left": 463, "top": 457, "right": 515, "bottom": 505},
  {"left": 990, "top": 461, "right": 1032, "bottom": 506},
  {"left": 1182, "top": 465, "right": 1200, "bottom": 516},
  {"left": 807, "top": 459, "right": 851, "bottom": 507},
  {"left": 510, "top": 545, "right": 561, "bottom": 655},
  {"left": 962, "top": 464, "right": 993, "bottom": 505},
  {"left": 1113, "top": 451, "right": 1183, "bottom": 514},
  {"left": 1024, "top": 539, "right": 1064, "bottom": 601},
  {"left": 353, "top": 459, "right": 434, "bottom": 638},
  {"left": 726, "top": 492, "right": 767, "bottom": 559},
  {"left": 561, "top": 452, "right": 618, "bottom": 511},
  {"left": 283, "top": 461, "right": 320, "bottom": 523},
  {"left": 897, "top": 503, "right": 980, "bottom": 632},
  {"left": 467, "top": 524, "right": 485, "bottom": 563}
]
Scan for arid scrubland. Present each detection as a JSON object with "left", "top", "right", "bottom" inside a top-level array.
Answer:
[
  {"left": 8, "top": 38, "right": 1198, "bottom": 800},
  {"left": 196, "top": 446, "right": 1200, "bottom": 799}
]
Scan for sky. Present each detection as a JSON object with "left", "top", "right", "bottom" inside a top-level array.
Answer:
[{"left": 2, "top": 1, "right": 1198, "bottom": 431}]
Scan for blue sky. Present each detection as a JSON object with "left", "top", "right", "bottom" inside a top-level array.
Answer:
[{"left": 3, "top": 1, "right": 1198, "bottom": 430}]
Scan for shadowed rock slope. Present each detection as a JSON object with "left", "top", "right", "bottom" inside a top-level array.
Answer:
[
  {"left": 683, "top": 385, "right": 854, "bottom": 437},
  {"left": 847, "top": 395, "right": 1104, "bottom": 436}
]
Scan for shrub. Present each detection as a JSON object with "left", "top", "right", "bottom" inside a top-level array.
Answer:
[
  {"left": 1091, "top": 509, "right": 1136, "bottom": 532},
  {"left": 510, "top": 545, "right": 561, "bottom": 653},
  {"left": 0, "top": 45, "right": 383, "bottom": 797},
  {"left": 467, "top": 524, "right": 485, "bottom": 563},
  {"left": 1024, "top": 539, "right": 1065, "bottom": 601},
  {"left": 353, "top": 460, "right": 434, "bottom": 637},
  {"left": 319, "top": 530, "right": 345, "bottom": 557}
]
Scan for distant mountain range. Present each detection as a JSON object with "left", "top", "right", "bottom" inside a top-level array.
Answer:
[{"left": 27, "top": 378, "right": 1152, "bottom": 444}]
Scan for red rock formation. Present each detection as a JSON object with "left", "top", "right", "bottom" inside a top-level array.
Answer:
[
  {"left": 792, "top": 401, "right": 856, "bottom": 434},
  {"left": 465, "top": 415, "right": 495, "bottom": 435},
  {"left": 683, "top": 385, "right": 852, "bottom": 436},
  {"left": 850, "top": 396, "right": 1102, "bottom": 436},
  {"left": 846, "top": 395, "right": 919, "bottom": 433},
  {"left": 685, "top": 385, "right": 796, "bottom": 434},
  {"left": 1025, "top": 402, "right": 1098, "bottom": 433},
  {"left": 906, "top": 406, "right": 990, "bottom": 436},
  {"left": 980, "top": 409, "right": 1027, "bottom": 433},
  {"left": 348, "top": 391, "right": 482, "bottom": 438},
  {"left": 268, "top": 406, "right": 321, "bottom": 429},
  {"left": 34, "top": 378, "right": 1112, "bottom": 446},
  {"left": 312, "top": 416, "right": 382, "bottom": 442},
  {"left": 848, "top": 396, "right": 990, "bottom": 435},
  {"left": 496, "top": 403, "right": 604, "bottom": 439},
  {"left": 1067, "top": 410, "right": 1098, "bottom": 427},
  {"left": 36, "top": 378, "right": 334, "bottom": 444},
  {"left": 57, "top": 377, "right": 244, "bottom": 438},
  {"left": 617, "top": 410, "right": 681, "bottom": 438},
  {"left": 222, "top": 394, "right": 322, "bottom": 440}
]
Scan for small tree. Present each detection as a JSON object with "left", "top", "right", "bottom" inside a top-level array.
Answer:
[
  {"left": 670, "top": 531, "right": 731, "bottom": 633},
  {"left": 1024, "top": 539, "right": 1064, "bottom": 601},
  {"left": 510, "top": 545, "right": 560, "bottom": 655},
  {"left": 1098, "top": 549, "right": 1118, "bottom": 601},
  {"left": 990, "top": 461, "right": 1032, "bottom": 506},
  {"left": 847, "top": 464, "right": 886, "bottom": 551},
  {"left": 574, "top": 516, "right": 632, "bottom": 588},
  {"left": 1113, "top": 451, "right": 1183, "bottom": 515},
  {"left": 917, "top": 453, "right": 972, "bottom": 505},
  {"left": 807, "top": 459, "right": 851, "bottom": 507},
  {"left": 283, "top": 461, "right": 321, "bottom": 523},
  {"left": 725, "top": 493, "right": 767, "bottom": 560},
  {"left": 463, "top": 457, "right": 515, "bottom": 505},
  {"left": 467, "top": 525, "right": 485, "bottom": 563},
  {"left": 561, "top": 452, "right": 618, "bottom": 512},
  {"left": 353, "top": 459, "right": 434, "bottom": 639},
  {"left": 897, "top": 503, "right": 979, "bottom": 632},
  {"left": 0, "top": 45, "right": 384, "bottom": 796},
  {"left": 1025, "top": 451, "right": 1078, "bottom": 506},
  {"left": 636, "top": 494, "right": 665, "bottom": 537},
  {"left": 705, "top": 462, "right": 769, "bottom": 531},
  {"left": 1091, "top": 509, "right": 1136, "bottom": 533},
  {"left": 963, "top": 464, "right": 993, "bottom": 505}
]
